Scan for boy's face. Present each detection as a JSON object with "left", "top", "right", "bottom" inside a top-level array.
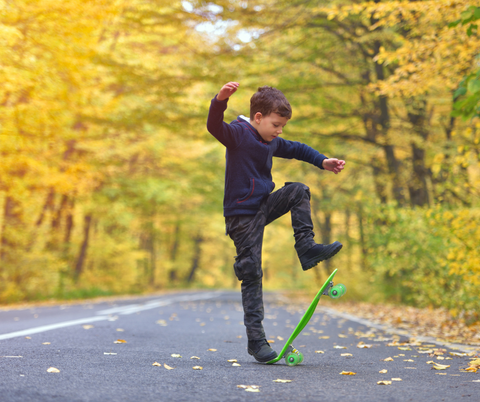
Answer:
[{"left": 253, "top": 112, "right": 289, "bottom": 143}]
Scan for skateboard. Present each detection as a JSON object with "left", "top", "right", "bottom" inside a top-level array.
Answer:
[{"left": 266, "top": 268, "right": 346, "bottom": 366}]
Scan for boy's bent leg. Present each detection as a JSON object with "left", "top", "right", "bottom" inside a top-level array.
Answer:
[
  {"left": 263, "top": 182, "right": 316, "bottom": 256},
  {"left": 263, "top": 182, "right": 343, "bottom": 270}
]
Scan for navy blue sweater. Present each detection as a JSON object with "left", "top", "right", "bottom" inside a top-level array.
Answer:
[{"left": 207, "top": 96, "right": 327, "bottom": 217}]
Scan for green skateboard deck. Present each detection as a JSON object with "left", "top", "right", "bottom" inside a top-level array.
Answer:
[{"left": 266, "top": 268, "right": 346, "bottom": 365}]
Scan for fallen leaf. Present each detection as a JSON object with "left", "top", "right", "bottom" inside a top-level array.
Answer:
[
  {"left": 315, "top": 350, "right": 325, "bottom": 354},
  {"left": 357, "top": 344, "right": 372, "bottom": 349},
  {"left": 432, "top": 363, "right": 450, "bottom": 370},
  {"left": 277, "top": 336, "right": 284, "bottom": 341},
  {"left": 103, "top": 352, "right": 117, "bottom": 355},
  {"left": 232, "top": 363, "right": 241, "bottom": 367},
  {"left": 42, "top": 342, "right": 51, "bottom": 345},
  {"left": 191, "top": 356, "right": 200, "bottom": 360},
  {"left": 208, "top": 349, "right": 217, "bottom": 352},
  {"left": 449, "top": 352, "right": 467, "bottom": 357},
  {"left": 152, "top": 362, "right": 161, "bottom": 366},
  {"left": 164, "top": 364, "right": 175, "bottom": 370},
  {"left": 245, "top": 388, "right": 260, "bottom": 393},
  {"left": 268, "top": 340, "right": 275, "bottom": 343},
  {"left": 465, "top": 367, "right": 477, "bottom": 372},
  {"left": 339, "top": 371, "right": 356, "bottom": 375},
  {"left": 383, "top": 357, "right": 394, "bottom": 362},
  {"left": 171, "top": 354, "right": 182, "bottom": 358},
  {"left": 379, "top": 369, "right": 388, "bottom": 374},
  {"left": 156, "top": 320, "right": 167, "bottom": 326},
  {"left": 404, "top": 367, "right": 417, "bottom": 369},
  {"left": 227, "top": 359, "right": 238, "bottom": 362},
  {"left": 273, "top": 379, "right": 292, "bottom": 383},
  {"left": 426, "top": 361, "right": 435, "bottom": 364},
  {"left": 392, "top": 378, "right": 402, "bottom": 381},
  {"left": 193, "top": 366, "right": 203, "bottom": 370},
  {"left": 338, "top": 334, "right": 348, "bottom": 338},
  {"left": 237, "top": 385, "right": 260, "bottom": 389},
  {"left": 114, "top": 339, "right": 127, "bottom": 344},
  {"left": 47, "top": 367, "right": 60, "bottom": 373},
  {"left": 437, "top": 356, "right": 445, "bottom": 360},
  {"left": 473, "top": 380, "right": 480, "bottom": 382},
  {"left": 318, "top": 336, "right": 330, "bottom": 339},
  {"left": 334, "top": 346, "right": 347, "bottom": 349},
  {"left": 116, "top": 328, "right": 124, "bottom": 332},
  {"left": 377, "top": 381, "right": 392, "bottom": 385},
  {"left": 341, "top": 353, "right": 353, "bottom": 357},
  {"left": 404, "top": 359, "right": 414, "bottom": 362},
  {"left": 398, "top": 346, "right": 412, "bottom": 351},
  {"left": 82, "top": 325, "right": 94, "bottom": 330}
]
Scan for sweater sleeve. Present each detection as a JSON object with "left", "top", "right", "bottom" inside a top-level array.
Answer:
[
  {"left": 273, "top": 137, "right": 328, "bottom": 169},
  {"left": 206, "top": 96, "right": 242, "bottom": 149}
]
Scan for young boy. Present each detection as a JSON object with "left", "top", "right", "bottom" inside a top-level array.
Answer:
[{"left": 207, "top": 82, "right": 345, "bottom": 362}]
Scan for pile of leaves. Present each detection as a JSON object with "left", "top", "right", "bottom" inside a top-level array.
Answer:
[{"left": 330, "top": 301, "right": 480, "bottom": 347}]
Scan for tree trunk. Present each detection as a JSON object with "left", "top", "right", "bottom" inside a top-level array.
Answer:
[
  {"left": 74, "top": 214, "right": 92, "bottom": 282},
  {"left": 186, "top": 233, "right": 203, "bottom": 283}
]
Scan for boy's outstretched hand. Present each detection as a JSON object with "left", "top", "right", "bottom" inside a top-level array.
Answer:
[
  {"left": 322, "top": 158, "right": 345, "bottom": 174},
  {"left": 217, "top": 82, "right": 240, "bottom": 101}
]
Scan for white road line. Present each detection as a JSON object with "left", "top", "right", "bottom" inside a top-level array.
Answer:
[
  {"left": 0, "top": 291, "right": 222, "bottom": 341},
  {"left": 0, "top": 316, "right": 109, "bottom": 341}
]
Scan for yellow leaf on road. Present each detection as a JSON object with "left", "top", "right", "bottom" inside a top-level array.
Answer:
[
  {"left": 152, "top": 362, "right": 161, "bottom": 366},
  {"left": 341, "top": 353, "right": 353, "bottom": 357},
  {"left": 82, "top": 325, "right": 94, "bottom": 330},
  {"left": 227, "top": 359, "right": 237, "bottom": 362},
  {"left": 232, "top": 363, "right": 241, "bottom": 367},
  {"left": 208, "top": 349, "right": 217, "bottom": 352},
  {"left": 164, "top": 364, "right": 174, "bottom": 370},
  {"left": 315, "top": 350, "right": 325, "bottom": 354},
  {"left": 114, "top": 339, "right": 127, "bottom": 344},
  {"left": 42, "top": 342, "right": 51, "bottom": 345},
  {"left": 379, "top": 369, "right": 388, "bottom": 374},
  {"left": 47, "top": 367, "right": 60, "bottom": 373},
  {"left": 357, "top": 344, "right": 372, "bottom": 349},
  {"left": 334, "top": 346, "right": 347, "bottom": 349},
  {"left": 193, "top": 366, "right": 203, "bottom": 370},
  {"left": 392, "top": 378, "right": 402, "bottom": 381},
  {"left": 384, "top": 357, "right": 394, "bottom": 362},
  {"left": 191, "top": 356, "right": 200, "bottom": 360},
  {"left": 273, "top": 379, "right": 292, "bottom": 383},
  {"left": 432, "top": 363, "right": 450, "bottom": 370},
  {"left": 377, "top": 381, "right": 392, "bottom": 385},
  {"left": 339, "top": 371, "right": 356, "bottom": 375},
  {"left": 171, "top": 354, "right": 182, "bottom": 358}
]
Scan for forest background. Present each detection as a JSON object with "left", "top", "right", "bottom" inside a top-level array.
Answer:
[{"left": 1, "top": 0, "right": 479, "bottom": 321}]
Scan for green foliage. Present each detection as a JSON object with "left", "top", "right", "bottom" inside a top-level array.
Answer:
[{"left": 451, "top": 6, "right": 480, "bottom": 120}]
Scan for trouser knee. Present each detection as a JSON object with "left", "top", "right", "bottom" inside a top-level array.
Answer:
[{"left": 286, "top": 182, "right": 311, "bottom": 201}]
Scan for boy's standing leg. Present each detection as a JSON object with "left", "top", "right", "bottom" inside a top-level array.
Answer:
[{"left": 226, "top": 182, "right": 342, "bottom": 362}]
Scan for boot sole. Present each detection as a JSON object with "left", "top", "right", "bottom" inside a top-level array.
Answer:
[{"left": 302, "top": 242, "right": 343, "bottom": 271}]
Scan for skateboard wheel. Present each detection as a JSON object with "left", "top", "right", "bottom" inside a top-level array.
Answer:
[
  {"left": 285, "top": 352, "right": 301, "bottom": 366},
  {"left": 329, "top": 283, "right": 346, "bottom": 299},
  {"left": 298, "top": 352, "right": 304, "bottom": 364}
]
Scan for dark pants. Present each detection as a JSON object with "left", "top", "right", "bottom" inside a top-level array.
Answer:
[{"left": 225, "top": 182, "right": 316, "bottom": 340}]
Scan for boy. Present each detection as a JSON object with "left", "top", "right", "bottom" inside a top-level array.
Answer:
[{"left": 207, "top": 82, "right": 345, "bottom": 362}]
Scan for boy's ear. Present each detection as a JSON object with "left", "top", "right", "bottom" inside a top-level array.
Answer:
[{"left": 254, "top": 112, "right": 263, "bottom": 124}]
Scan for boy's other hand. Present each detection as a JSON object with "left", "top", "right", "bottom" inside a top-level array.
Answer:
[
  {"left": 217, "top": 82, "right": 240, "bottom": 101},
  {"left": 322, "top": 158, "right": 345, "bottom": 174}
]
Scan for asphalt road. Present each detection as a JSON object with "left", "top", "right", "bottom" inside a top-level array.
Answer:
[{"left": 0, "top": 290, "right": 478, "bottom": 402}]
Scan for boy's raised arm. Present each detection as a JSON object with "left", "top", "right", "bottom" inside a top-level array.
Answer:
[{"left": 207, "top": 82, "right": 242, "bottom": 149}]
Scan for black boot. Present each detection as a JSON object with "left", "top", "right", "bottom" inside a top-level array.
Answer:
[
  {"left": 299, "top": 241, "right": 343, "bottom": 271},
  {"left": 248, "top": 339, "right": 277, "bottom": 363}
]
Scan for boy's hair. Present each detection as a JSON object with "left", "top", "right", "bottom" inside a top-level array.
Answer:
[{"left": 250, "top": 86, "right": 292, "bottom": 120}]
